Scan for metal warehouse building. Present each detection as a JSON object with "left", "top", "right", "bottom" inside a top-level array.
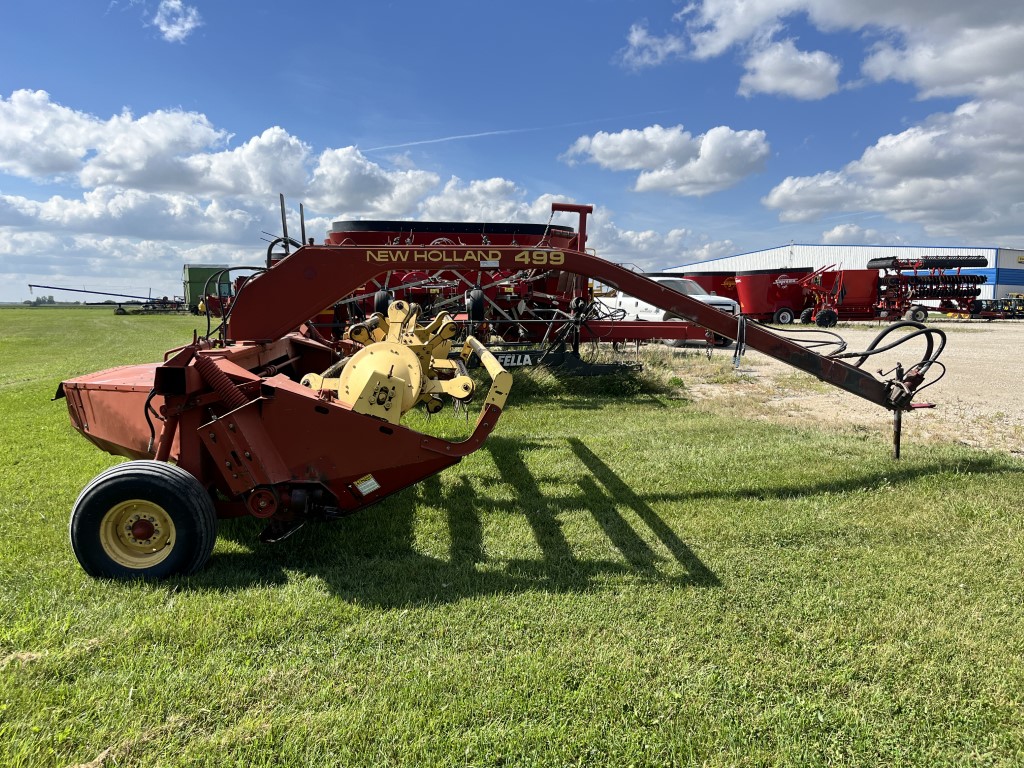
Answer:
[{"left": 672, "top": 244, "right": 1024, "bottom": 300}]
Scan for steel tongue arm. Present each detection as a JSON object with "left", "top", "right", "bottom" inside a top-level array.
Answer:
[{"left": 227, "top": 242, "right": 939, "bottom": 418}]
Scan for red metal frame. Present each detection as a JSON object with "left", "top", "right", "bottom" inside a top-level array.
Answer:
[
  {"left": 61, "top": 203, "right": 939, "bottom": 533},
  {"left": 227, "top": 221, "right": 914, "bottom": 408}
]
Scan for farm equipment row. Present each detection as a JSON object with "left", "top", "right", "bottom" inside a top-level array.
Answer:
[
  {"left": 58, "top": 203, "right": 949, "bottom": 581},
  {"left": 734, "top": 256, "right": 992, "bottom": 327}
]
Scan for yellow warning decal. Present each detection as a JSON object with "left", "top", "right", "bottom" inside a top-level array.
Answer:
[{"left": 354, "top": 474, "right": 381, "bottom": 495}]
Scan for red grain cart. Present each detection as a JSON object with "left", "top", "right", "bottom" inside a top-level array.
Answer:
[{"left": 733, "top": 268, "right": 814, "bottom": 324}]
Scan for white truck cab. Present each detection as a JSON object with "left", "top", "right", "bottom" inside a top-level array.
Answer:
[{"left": 598, "top": 275, "right": 739, "bottom": 322}]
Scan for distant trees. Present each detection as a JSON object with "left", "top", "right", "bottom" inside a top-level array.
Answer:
[
  {"left": 20, "top": 296, "right": 85, "bottom": 306},
  {"left": 20, "top": 296, "right": 86, "bottom": 306}
]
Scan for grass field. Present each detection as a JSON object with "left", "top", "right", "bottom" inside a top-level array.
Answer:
[{"left": 1, "top": 308, "right": 1022, "bottom": 767}]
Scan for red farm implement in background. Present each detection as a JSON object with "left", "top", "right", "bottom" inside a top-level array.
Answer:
[
  {"left": 732, "top": 267, "right": 815, "bottom": 324},
  {"left": 58, "top": 202, "right": 950, "bottom": 581},
  {"left": 870, "top": 256, "right": 988, "bottom": 322},
  {"left": 304, "top": 208, "right": 726, "bottom": 366},
  {"left": 318, "top": 214, "right": 589, "bottom": 348},
  {"left": 797, "top": 267, "right": 880, "bottom": 327},
  {"left": 796, "top": 256, "right": 988, "bottom": 327}
]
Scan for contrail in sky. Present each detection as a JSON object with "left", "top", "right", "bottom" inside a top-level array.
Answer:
[
  {"left": 361, "top": 111, "right": 675, "bottom": 152},
  {"left": 364, "top": 129, "right": 534, "bottom": 152}
]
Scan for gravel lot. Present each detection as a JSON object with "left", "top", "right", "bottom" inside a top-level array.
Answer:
[{"left": 703, "top": 319, "right": 1024, "bottom": 457}]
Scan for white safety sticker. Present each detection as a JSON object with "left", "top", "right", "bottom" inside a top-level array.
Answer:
[{"left": 354, "top": 474, "right": 381, "bottom": 495}]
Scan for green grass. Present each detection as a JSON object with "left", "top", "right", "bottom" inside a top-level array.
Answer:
[{"left": 2, "top": 309, "right": 1022, "bottom": 767}]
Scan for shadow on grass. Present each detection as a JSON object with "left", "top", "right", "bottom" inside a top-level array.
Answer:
[
  {"left": 193, "top": 435, "right": 720, "bottom": 606},
  {"left": 567, "top": 438, "right": 717, "bottom": 585},
  {"left": 668, "top": 453, "right": 1022, "bottom": 503},
  {"left": 187, "top": 439, "right": 1017, "bottom": 607}
]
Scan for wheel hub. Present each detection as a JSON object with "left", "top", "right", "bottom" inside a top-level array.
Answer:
[
  {"left": 130, "top": 518, "right": 156, "bottom": 542},
  {"left": 99, "top": 499, "right": 176, "bottom": 569}
]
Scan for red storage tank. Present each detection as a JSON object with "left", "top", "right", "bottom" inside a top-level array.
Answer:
[
  {"left": 806, "top": 269, "right": 879, "bottom": 321},
  {"left": 682, "top": 272, "right": 739, "bottom": 302},
  {"left": 734, "top": 267, "right": 814, "bottom": 323}
]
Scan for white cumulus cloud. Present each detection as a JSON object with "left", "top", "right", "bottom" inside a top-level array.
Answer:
[
  {"left": 564, "top": 124, "right": 770, "bottom": 196},
  {"left": 1, "top": 188, "right": 254, "bottom": 241},
  {"left": 0, "top": 90, "right": 105, "bottom": 179},
  {"left": 0, "top": 91, "right": 746, "bottom": 300},
  {"left": 862, "top": 23, "right": 1024, "bottom": 99},
  {"left": 0, "top": 90, "right": 445, "bottom": 222},
  {"left": 82, "top": 109, "right": 230, "bottom": 191},
  {"left": 821, "top": 223, "right": 908, "bottom": 245},
  {"left": 0, "top": 90, "right": 459, "bottom": 297},
  {"left": 739, "top": 39, "right": 840, "bottom": 99},
  {"left": 676, "top": 0, "right": 1024, "bottom": 101},
  {"left": 647, "top": 1, "right": 1024, "bottom": 242},
  {"left": 308, "top": 146, "right": 440, "bottom": 218},
  {"left": 763, "top": 99, "right": 1024, "bottom": 240},
  {"left": 417, "top": 178, "right": 528, "bottom": 222},
  {"left": 184, "top": 127, "right": 312, "bottom": 199},
  {"left": 590, "top": 217, "right": 736, "bottom": 271}
]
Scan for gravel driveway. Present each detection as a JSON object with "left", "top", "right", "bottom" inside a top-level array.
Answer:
[{"left": 713, "top": 319, "right": 1024, "bottom": 457}]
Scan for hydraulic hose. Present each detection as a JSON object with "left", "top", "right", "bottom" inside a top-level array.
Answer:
[{"left": 832, "top": 321, "right": 945, "bottom": 372}]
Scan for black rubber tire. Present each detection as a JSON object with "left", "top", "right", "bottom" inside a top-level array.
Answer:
[
  {"left": 773, "top": 307, "right": 795, "bottom": 325},
  {"left": 373, "top": 290, "right": 393, "bottom": 315},
  {"left": 815, "top": 308, "right": 838, "bottom": 327},
  {"left": 661, "top": 314, "right": 686, "bottom": 347},
  {"left": 466, "top": 289, "right": 486, "bottom": 323},
  {"left": 69, "top": 461, "right": 217, "bottom": 580},
  {"left": 799, "top": 307, "right": 814, "bottom": 324},
  {"left": 910, "top": 307, "right": 929, "bottom": 323}
]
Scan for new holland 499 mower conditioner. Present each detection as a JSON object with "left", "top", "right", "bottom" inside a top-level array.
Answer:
[{"left": 58, "top": 203, "right": 948, "bottom": 580}]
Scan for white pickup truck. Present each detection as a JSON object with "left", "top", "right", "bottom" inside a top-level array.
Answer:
[{"left": 596, "top": 274, "right": 739, "bottom": 346}]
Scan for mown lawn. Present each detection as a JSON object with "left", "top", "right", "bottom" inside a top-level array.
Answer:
[{"left": 1, "top": 308, "right": 1022, "bottom": 767}]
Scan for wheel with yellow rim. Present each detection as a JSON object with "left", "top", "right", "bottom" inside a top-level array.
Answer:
[{"left": 70, "top": 460, "right": 217, "bottom": 580}]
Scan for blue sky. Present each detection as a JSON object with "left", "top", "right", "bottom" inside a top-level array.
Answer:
[{"left": 2, "top": 0, "right": 1022, "bottom": 302}]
